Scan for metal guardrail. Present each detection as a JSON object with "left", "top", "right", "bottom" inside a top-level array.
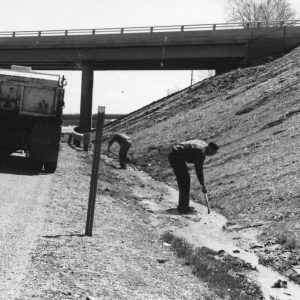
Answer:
[{"left": 0, "top": 20, "right": 299, "bottom": 38}]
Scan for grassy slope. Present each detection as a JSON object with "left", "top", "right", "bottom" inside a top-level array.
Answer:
[{"left": 104, "top": 47, "right": 300, "bottom": 248}]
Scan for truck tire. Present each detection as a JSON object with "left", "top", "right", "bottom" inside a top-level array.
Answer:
[{"left": 44, "top": 161, "right": 57, "bottom": 173}]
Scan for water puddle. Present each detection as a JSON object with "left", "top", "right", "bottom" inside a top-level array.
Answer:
[
  {"left": 175, "top": 210, "right": 300, "bottom": 300},
  {"left": 131, "top": 168, "right": 300, "bottom": 300}
]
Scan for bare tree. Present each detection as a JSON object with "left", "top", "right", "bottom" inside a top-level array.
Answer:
[{"left": 226, "top": 0, "right": 297, "bottom": 27}]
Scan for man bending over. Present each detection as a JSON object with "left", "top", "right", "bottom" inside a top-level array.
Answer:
[
  {"left": 168, "top": 139, "right": 218, "bottom": 213},
  {"left": 107, "top": 133, "right": 132, "bottom": 169}
]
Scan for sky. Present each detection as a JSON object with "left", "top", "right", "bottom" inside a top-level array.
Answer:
[{"left": 1, "top": 0, "right": 300, "bottom": 114}]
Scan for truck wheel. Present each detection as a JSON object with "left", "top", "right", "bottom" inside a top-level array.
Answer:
[{"left": 44, "top": 161, "right": 57, "bottom": 173}]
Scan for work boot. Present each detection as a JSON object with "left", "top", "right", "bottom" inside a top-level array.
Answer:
[{"left": 177, "top": 206, "right": 196, "bottom": 214}]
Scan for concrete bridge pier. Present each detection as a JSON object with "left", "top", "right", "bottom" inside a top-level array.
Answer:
[{"left": 79, "top": 62, "right": 94, "bottom": 133}]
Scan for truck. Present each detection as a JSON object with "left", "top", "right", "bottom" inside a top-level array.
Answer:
[{"left": 0, "top": 66, "right": 66, "bottom": 172}]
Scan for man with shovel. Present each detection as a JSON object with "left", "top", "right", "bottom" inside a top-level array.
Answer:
[
  {"left": 107, "top": 133, "right": 132, "bottom": 169},
  {"left": 168, "top": 139, "right": 218, "bottom": 214}
]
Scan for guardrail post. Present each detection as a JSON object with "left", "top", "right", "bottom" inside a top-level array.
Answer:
[
  {"left": 85, "top": 106, "right": 105, "bottom": 237},
  {"left": 213, "top": 24, "right": 216, "bottom": 30},
  {"left": 181, "top": 25, "right": 184, "bottom": 32},
  {"left": 83, "top": 133, "right": 91, "bottom": 151},
  {"left": 121, "top": 28, "right": 124, "bottom": 34},
  {"left": 67, "top": 134, "right": 72, "bottom": 145}
]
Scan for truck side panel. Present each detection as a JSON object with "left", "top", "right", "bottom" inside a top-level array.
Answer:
[
  {"left": 0, "top": 83, "right": 20, "bottom": 111},
  {"left": 19, "top": 86, "right": 57, "bottom": 117}
]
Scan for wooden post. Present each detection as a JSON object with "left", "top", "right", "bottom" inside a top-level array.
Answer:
[{"left": 85, "top": 106, "right": 105, "bottom": 236}]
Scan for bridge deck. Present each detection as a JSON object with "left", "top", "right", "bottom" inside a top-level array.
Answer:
[{"left": 0, "top": 21, "right": 299, "bottom": 70}]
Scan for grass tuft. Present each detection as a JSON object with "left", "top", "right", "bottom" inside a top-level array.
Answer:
[
  {"left": 275, "top": 232, "right": 299, "bottom": 250},
  {"left": 162, "top": 231, "right": 263, "bottom": 300}
]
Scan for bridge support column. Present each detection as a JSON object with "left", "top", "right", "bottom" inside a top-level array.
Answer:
[{"left": 79, "top": 62, "right": 94, "bottom": 132}]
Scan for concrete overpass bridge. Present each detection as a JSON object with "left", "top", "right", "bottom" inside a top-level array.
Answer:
[{"left": 0, "top": 20, "right": 300, "bottom": 131}]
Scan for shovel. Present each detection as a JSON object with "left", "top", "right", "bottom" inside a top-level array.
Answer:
[{"left": 204, "top": 193, "right": 211, "bottom": 214}]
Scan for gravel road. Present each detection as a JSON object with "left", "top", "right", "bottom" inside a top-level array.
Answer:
[
  {"left": 0, "top": 147, "right": 220, "bottom": 299},
  {"left": 0, "top": 156, "right": 52, "bottom": 298}
]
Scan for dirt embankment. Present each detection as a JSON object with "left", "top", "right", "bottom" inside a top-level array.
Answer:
[{"left": 104, "top": 47, "right": 300, "bottom": 283}]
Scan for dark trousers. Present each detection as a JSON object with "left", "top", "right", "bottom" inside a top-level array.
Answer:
[
  {"left": 168, "top": 150, "right": 190, "bottom": 209},
  {"left": 119, "top": 140, "right": 131, "bottom": 168}
]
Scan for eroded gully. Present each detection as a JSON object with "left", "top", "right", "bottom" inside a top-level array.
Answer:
[{"left": 119, "top": 162, "right": 300, "bottom": 300}]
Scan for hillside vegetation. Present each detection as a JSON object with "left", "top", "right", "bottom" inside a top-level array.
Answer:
[{"left": 104, "top": 47, "right": 300, "bottom": 281}]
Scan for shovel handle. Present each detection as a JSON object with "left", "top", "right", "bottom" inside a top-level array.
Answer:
[{"left": 204, "top": 193, "right": 211, "bottom": 214}]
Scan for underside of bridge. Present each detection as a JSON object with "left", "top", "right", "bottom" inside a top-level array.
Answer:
[{"left": 0, "top": 57, "right": 243, "bottom": 71}]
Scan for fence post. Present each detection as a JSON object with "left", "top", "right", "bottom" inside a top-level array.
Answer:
[{"left": 85, "top": 106, "right": 105, "bottom": 236}]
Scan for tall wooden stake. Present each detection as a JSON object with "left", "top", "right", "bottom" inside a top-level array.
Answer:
[{"left": 85, "top": 106, "right": 105, "bottom": 236}]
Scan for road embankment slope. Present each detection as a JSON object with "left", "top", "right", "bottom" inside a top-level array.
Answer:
[{"left": 104, "top": 47, "right": 300, "bottom": 283}]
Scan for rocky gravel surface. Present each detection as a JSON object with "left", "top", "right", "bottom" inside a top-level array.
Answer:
[{"left": 11, "top": 145, "right": 221, "bottom": 300}]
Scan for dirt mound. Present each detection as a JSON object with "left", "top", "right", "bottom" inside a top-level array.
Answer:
[{"left": 104, "top": 47, "right": 300, "bottom": 282}]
